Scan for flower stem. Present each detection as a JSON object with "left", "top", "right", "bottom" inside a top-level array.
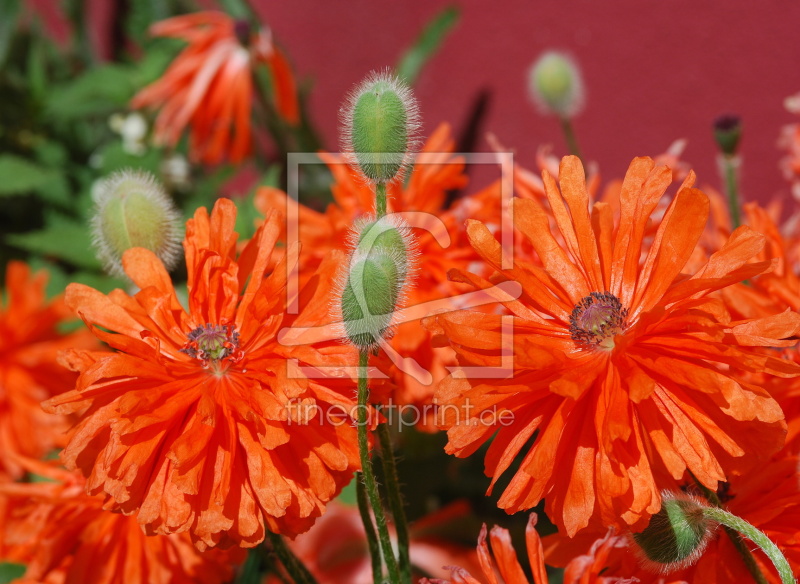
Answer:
[
  {"left": 266, "top": 531, "right": 318, "bottom": 584},
  {"left": 357, "top": 350, "right": 401, "bottom": 583},
  {"left": 720, "top": 153, "right": 742, "bottom": 230},
  {"left": 355, "top": 471, "right": 383, "bottom": 584},
  {"left": 376, "top": 182, "right": 387, "bottom": 218},
  {"left": 377, "top": 423, "right": 411, "bottom": 584},
  {"left": 689, "top": 473, "right": 772, "bottom": 584},
  {"left": 559, "top": 116, "right": 583, "bottom": 163},
  {"left": 702, "top": 507, "right": 795, "bottom": 584}
]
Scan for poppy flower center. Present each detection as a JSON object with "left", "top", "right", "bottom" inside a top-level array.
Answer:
[
  {"left": 180, "top": 323, "right": 242, "bottom": 368},
  {"left": 569, "top": 292, "right": 628, "bottom": 349},
  {"left": 234, "top": 20, "right": 251, "bottom": 47}
]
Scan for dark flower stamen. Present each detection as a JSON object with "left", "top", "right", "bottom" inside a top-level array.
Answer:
[
  {"left": 180, "top": 323, "right": 242, "bottom": 366},
  {"left": 569, "top": 291, "right": 628, "bottom": 349}
]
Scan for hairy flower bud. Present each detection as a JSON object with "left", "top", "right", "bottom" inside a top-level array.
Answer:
[
  {"left": 336, "top": 214, "right": 416, "bottom": 352},
  {"left": 91, "top": 169, "right": 182, "bottom": 277},
  {"left": 631, "top": 491, "right": 717, "bottom": 573},
  {"left": 341, "top": 70, "right": 420, "bottom": 183},
  {"left": 527, "top": 51, "right": 585, "bottom": 118}
]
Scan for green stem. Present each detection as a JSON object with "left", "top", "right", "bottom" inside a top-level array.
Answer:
[
  {"left": 356, "top": 471, "right": 383, "bottom": 584},
  {"left": 357, "top": 351, "right": 401, "bottom": 583},
  {"left": 377, "top": 424, "right": 411, "bottom": 584},
  {"left": 266, "top": 531, "right": 318, "bottom": 584},
  {"left": 689, "top": 473, "right": 771, "bottom": 584},
  {"left": 702, "top": 507, "right": 795, "bottom": 584},
  {"left": 559, "top": 116, "right": 583, "bottom": 163},
  {"left": 721, "top": 154, "right": 742, "bottom": 229},
  {"left": 375, "top": 182, "right": 387, "bottom": 217}
]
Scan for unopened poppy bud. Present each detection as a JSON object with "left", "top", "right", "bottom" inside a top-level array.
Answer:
[
  {"left": 631, "top": 491, "right": 716, "bottom": 573},
  {"left": 713, "top": 114, "right": 742, "bottom": 156},
  {"left": 91, "top": 169, "right": 182, "bottom": 277},
  {"left": 341, "top": 252, "right": 400, "bottom": 351},
  {"left": 337, "top": 214, "right": 416, "bottom": 352},
  {"left": 355, "top": 215, "right": 414, "bottom": 280},
  {"left": 341, "top": 70, "right": 420, "bottom": 183},
  {"left": 528, "top": 51, "right": 585, "bottom": 118}
]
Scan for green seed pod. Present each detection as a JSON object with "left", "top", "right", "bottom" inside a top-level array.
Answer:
[
  {"left": 341, "top": 70, "right": 420, "bottom": 183},
  {"left": 631, "top": 491, "right": 716, "bottom": 573},
  {"left": 91, "top": 169, "right": 182, "bottom": 277},
  {"left": 528, "top": 51, "right": 585, "bottom": 118},
  {"left": 336, "top": 214, "right": 417, "bottom": 352}
]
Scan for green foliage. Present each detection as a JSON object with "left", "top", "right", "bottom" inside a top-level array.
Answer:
[
  {"left": 0, "top": 0, "right": 21, "bottom": 67},
  {"left": 0, "top": 563, "right": 26, "bottom": 584},
  {"left": 7, "top": 212, "right": 102, "bottom": 271},
  {"left": 0, "top": 154, "right": 60, "bottom": 196},
  {"left": 396, "top": 5, "right": 460, "bottom": 85},
  {"left": 235, "top": 165, "right": 281, "bottom": 240}
]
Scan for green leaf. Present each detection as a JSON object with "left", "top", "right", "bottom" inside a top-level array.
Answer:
[
  {"left": 6, "top": 213, "right": 101, "bottom": 270},
  {"left": 0, "top": 0, "right": 21, "bottom": 67},
  {"left": 44, "top": 65, "right": 138, "bottom": 121},
  {"left": 0, "top": 563, "right": 26, "bottom": 584},
  {"left": 131, "top": 37, "right": 184, "bottom": 87},
  {"left": 95, "top": 141, "right": 163, "bottom": 177},
  {"left": 336, "top": 477, "right": 358, "bottom": 506},
  {"left": 0, "top": 154, "right": 71, "bottom": 205},
  {"left": 0, "top": 155, "right": 55, "bottom": 195},
  {"left": 396, "top": 5, "right": 460, "bottom": 86}
]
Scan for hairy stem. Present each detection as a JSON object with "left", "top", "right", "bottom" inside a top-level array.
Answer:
[
  {"left": 378, "top": 423, "right": 411, "bottom": 583},
  {"left": 721, "top": 153, "right": 742, "bottom": 229},
  {"left": 266, "top": 531, "right": 318, "bottom": 584},
  {"left": 703, "top": 507, "right": 795, "bottom": 584},
  {"left": 559, "top": 116, "right": 583, "bottom": 163},
  {"left": 355, "top": 471, "right": 383, "bottom": 583},
  {"left": 689, "top": 473, "right": 770, "bottom": 584},
  {"left": 357, "top": 351, "right": 400, "bottom": 583},
  {"left": 376, "top": 182, "right": 387, "bottom": 217}
]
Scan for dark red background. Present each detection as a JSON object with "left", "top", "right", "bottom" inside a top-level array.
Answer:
[{"left": 66, "top": 1, "right": 800, "bottom": 204}]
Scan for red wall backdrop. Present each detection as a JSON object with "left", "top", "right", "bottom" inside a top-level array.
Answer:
[
  {"left": 257, "top": 0, "right": 800, "bottom": 206},
  {"left": 83, "top": 0, "right": 800, "bottom": 205}
]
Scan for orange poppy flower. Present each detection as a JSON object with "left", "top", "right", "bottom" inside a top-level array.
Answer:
[
  {"left": 0, "top": 457, "right": 241, "bottom": 584},
  {"left": 545, "top": 448, "right": 800, "bottom": 584},
  {"left": 430, "top": 155, "right": 800, "bottom": 537},
  {"left": 0, "top": 261, "right": 95, "bottom": 479},
  {"left": 264, "top": 500, "right": 482, "bottom": 583},
  {"left": 131, "top": 11, "right": 299, "bottom": 165},
  {"left": 419, "top": 513, "right": 656, "bottom": 584},
  {"left": 44, "top": 198, "right": 366, "bottom": 549}
]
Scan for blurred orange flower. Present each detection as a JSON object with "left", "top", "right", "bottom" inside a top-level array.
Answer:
[
  {"left": 0, "top": 457, "right": 240, "bottom": 584},
  {"left": 45, "top": 199, "right": 366, "bottom": 549},
  {"left": 265, "top": 500, "right": 482, "bottom": 583},
  {"left": 419, "top": 514, "right": 650, "bottom": 584},
  {"left": 430, "top": 155, "right": 800, "bottom": 537},
  {"left": 131, "top": 11, "right": 298, "bottom": 165},
  {"left": 0, "top": 261, "right": 95, "bottom": 479}
]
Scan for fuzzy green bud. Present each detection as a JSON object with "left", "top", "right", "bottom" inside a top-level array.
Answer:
[
  {"left": 632, "top": 492, "right": 715, "bottom": 572},
  {"left": 528, "top": 51, "right": 585, "bottom": 118},
  {"left": 342, "top": 253, "right": 400, "bottom": 351},
  {"left": 337, "top": 214, "right": 416, "bottom": 352},
  {"left": 91, "top": 169, "right": 182, "bottom": 277},
  {"left": 356, "top": 216, "right": 412, "bottom": 280},
  {"left": 341, "top": 70, "right": 420, "bottom": 183}
]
